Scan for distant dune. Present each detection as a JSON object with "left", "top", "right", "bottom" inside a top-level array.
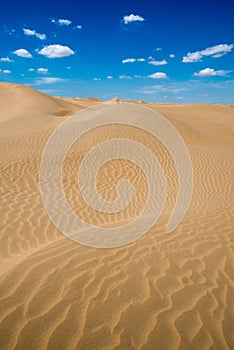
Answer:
[
  {"left": 0, "top": 83, "right": 233, "bottom": 350},
  {"left": 0, "top": 82, "right": 83, "bottom": 119}
]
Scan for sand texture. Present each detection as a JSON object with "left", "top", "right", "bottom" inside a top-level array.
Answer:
[{"left": 0, "top": 82, "right": 233, "bottom": 350}]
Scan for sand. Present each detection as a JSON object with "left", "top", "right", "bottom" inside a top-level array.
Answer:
[{"left": 0, "top": 82, "right": 233, "bottom": 350}]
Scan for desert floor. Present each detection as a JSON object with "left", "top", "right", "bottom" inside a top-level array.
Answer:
[{"left": 0, "top": 82, "right": 233, "bottom": 350}]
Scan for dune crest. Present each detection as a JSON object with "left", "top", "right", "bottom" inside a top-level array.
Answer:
[{"left": 0, "top": 82, "right": 83, "bottom": 121}]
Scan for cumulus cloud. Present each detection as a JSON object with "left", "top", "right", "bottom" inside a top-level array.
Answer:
[
  {"left": 28, "top": 68, "right": 35, "bottom": 72},
  {"left": 183, "top": 43, "right": 233, "bottom": 63},
  {"left": 0, "top": 69, "right": 11, "bottom": 74},
  {"left": 155, "top": 47, "right": 162, "bottom": 51},
  {"left": 182, "top": 51, "right": 203, "bottom": 63},
  {"left": 149, "top": 60, "right": 168, "bottom": 66},
  {"left": 23, "top": 28, "right": 46, "bottom": 40},
  {"left": 122, "top": 58, "right": 145, "bottom": 63},
  {"left": 94, "top": 77, "right": 101, "bottom": 81},
  {"left": 169, "top": 54, "right": 175, "bottom": 58},
  {"left": 119, "top": 75, "right": 132, "bottom": 79},
  {"left": 13, "top": 49, "right": 32, "bottom": 58},
  {"left": 122, "top": 58, "right": 136, "bottom": 63},
  {"left": 0, "top": 57, "right": 13, "bottom": 62},
  {"left": 52, "top": 18, "right": 72, "bottom": 26},
  {"left": 107, "top": 75, "right": 113, "bottom": 79},
  {"left": 201, "top": 44, "right": 233, "bottom": 57},
  {"left": 37, "top": 68, "right": 48, "bottom": 74},
  {"left": 193, "top": 68, "right": 229, "bottom": 77},
  {"left": 58, "top": 19, "right": 72, "bottom": 26},
  {"left": 123, "top": 14, "right": 145, "bottom": 24},
  {"left": 76, "top": 25, "right": 82, "bottom": 29},
  {"left": 38, "top": 44, "right": 74, "bottom": 58},
  {"left": 35, "top": 77, "right": 65, "bottom": 85},
  {"left": 148, "top": 72, "right": 167, "bottom": 79}
]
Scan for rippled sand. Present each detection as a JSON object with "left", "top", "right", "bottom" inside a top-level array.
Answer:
[{"left": 0, "top": 82, "right": 233, "bottom": 350}]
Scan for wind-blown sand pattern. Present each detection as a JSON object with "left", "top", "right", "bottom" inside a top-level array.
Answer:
[{"left": 0, "top": 82, "right": 233, "bottom": 350}]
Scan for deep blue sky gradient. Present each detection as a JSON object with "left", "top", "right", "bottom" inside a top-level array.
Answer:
[{"left": 0, "top": 0, "right": 233, "bottom": 102}]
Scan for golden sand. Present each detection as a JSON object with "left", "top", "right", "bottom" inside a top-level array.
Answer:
[{"left": 0, "top": 82, "right": 233, "bottom": 350}]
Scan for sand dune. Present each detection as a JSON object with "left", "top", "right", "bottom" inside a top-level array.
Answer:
[
  {"left": 0, "top": 83, "right": 86, "bottom": 121},
  {"left": 0, "top": 83, "right": 233, "bottom": 350}
]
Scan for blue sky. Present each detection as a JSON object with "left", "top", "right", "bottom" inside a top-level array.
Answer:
[{"left": 0, "top": 0, "right": 233, "bottom": 103}]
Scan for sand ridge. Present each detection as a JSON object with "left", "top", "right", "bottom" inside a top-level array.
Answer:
[{"left": 0, "top": 83, "right": 233, "bottom": 350}]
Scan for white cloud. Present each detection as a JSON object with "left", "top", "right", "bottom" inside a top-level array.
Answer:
[
  {"left": 183, "top": 51, "right": 203, "bottom": 63},
  {"left": 13, "top": 49, "right": 32, "bottom": 58},
  {"left": 35, "top": 77, "right": 65, "bottom": 85},
  {"left": 107, "top": 75, "right": 113, "bottom": 79},
  {"left": 0, "top": 69, "right": 11, "bottom": 74},
  {"left": 0, "top": 57, "right": 13, "bottom": 62},
  {"left": 155, "top": 47, "right": 162, "bottom": 51},
  {"left": 183, "top": 43, "right": 233, "bottom": 63},
  {"left": 23, "top": 28, "right": 46, "bottom": 40},
  {"left": 123, "top": 14, "right": 145, "bottom": 24},
  {"left": 169, "top": 54, "right": 175, "bottom": 58},
  {"left": 211, "top": 53, "right": 224, "bottom": 58},
  {"left": 148, "top": 72, "right": 167, "bottom": 79},
  {"left": 94, "top": 77, "right": 101, "bottom": 81},
  {"left": 122, "top": 58, "right": 136, "bottom": 63},
  {"left": 28, "top": 68, "right": 35, "bottom": 72},
  {"left": 122, "top": 57, "right": 145, "bottom": 63},
  {"left": 193, "top": 68, "right": 229, "bottom": 77},
  {"left": 119, "top": 75, "right": 132, "bottom": 79},
  {"left": 37, "top": 68, "right": 48, "bottom": 74},
  {"left": 58, "top": 19, "right": 72, "bottom": 26},
  {"left": 149, "top": 60, "right": 168, "bottom": 66},
  {"left": 38, "top": 44, "right": 74, "bottom": 58},
  {"left": 201, "top": 44, "right": 233, "bottom": 57},
  {"left": 76, "top": 25, "right": 82, "bottom": 29},
  {"left": 51, "top": 18, "right": 72, "bottom": 26}
]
